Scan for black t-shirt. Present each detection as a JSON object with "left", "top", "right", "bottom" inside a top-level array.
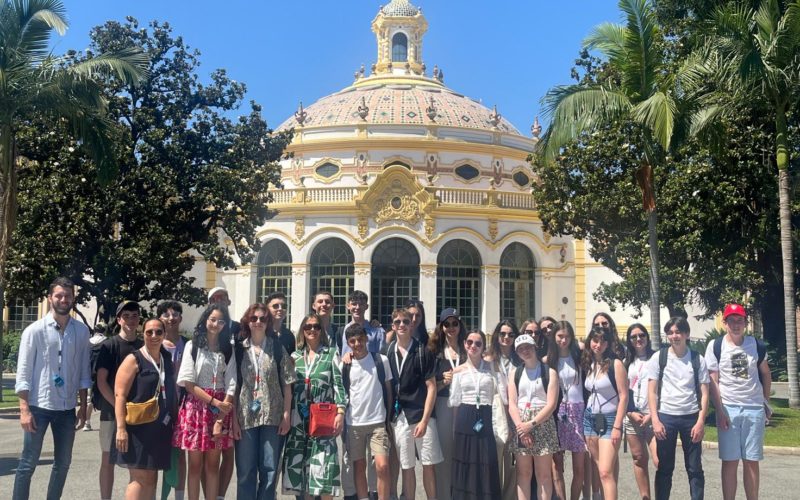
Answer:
[
  {"left": 95, "top": 335, "right": 143, "bottom": 420},
  {"left": 277, "top": 325, "right": 296, "bottom": 355},
  {"left": 387, "top": 338, "right": 437, "bottom": 425}
]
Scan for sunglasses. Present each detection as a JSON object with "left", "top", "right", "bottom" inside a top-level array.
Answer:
[
  {"left": 630, "top": 333, "right": 647, "bottom": 340},
  {"left": 144, "top": 329, "right": 164, "bottom": 337},
  {"left": 444, "top": 320, "right": 460, "bottom": 328},
  {"left": 466, "top": 339, "right": 483, "bottom": 348},
  {"left": 303, "top": 323, "right": 322, "bottom": 331},
  {"left": 499, "top": 331, "right": 516, "bottom": 338},
  {"left": 250, "top": 316, "right": 268, "bottom": 324},
  {"left": 393, "top": 319, "right": 410, "bottom": 325},
  {"left": 595, "top": 321, "right": 610, "bottom": 327},
  {"left": 542, "top": 324, "right": 554, "bottom": 331},
  {"left": 270, "top": 303, "right": 286, "bottom": 310}
]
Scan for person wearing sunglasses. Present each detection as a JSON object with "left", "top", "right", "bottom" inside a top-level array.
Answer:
[
  {"left": 428, "top": 307, "right": 466, "bottom": 500},
  {"left": 266, "top": 291, "right": 296, "bottom": 356},
  {"left": 623, "top": 323, "right": 657, "bottom": 500},
  {"left": 233, "top": 303, "right": 297, "bottom": 500},
  {"left": 282, "top": 313, "right": 347, "bottom": 499},
  {"left": 112, "top": 318, "right": 177, "bottom": 499},
  {"left": 447, "top": 329, "right": 503, "bottom": 498}
]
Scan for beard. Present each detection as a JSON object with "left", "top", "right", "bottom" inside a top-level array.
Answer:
[{"left": 50, "top": 302, "right": 73, "bottom": 316}]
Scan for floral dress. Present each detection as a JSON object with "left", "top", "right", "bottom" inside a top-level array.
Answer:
[{"left": 282, "top": 345, "right": 347, "bottom": 496}]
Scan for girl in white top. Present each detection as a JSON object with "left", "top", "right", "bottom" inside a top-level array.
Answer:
[
  {"left": 551, "top": 321, "right": 587, "bottom": 500},
  {"left": 623, "top": 323, "right": 657, "bottom": 500},
  {"left": 449, "top": 330, "right": 505, "bottom": 499},
  {"left": 581, "top": 325, "right": 628, "bottom": 500},
  {"left": 508, "top": 334, "right": 559, "bottom": 500}
]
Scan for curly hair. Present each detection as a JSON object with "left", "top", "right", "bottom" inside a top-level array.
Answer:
[{"left": 193, "top": 304, "right": 233, "bottom": 361}]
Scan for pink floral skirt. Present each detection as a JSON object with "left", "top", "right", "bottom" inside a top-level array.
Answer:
[{"left": 172, "top": 388, "right": 233, "bottom": 452}]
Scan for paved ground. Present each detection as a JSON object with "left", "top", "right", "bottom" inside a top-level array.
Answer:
[{"left": 0, "top": 409, "right": 797, "bottom": 499}]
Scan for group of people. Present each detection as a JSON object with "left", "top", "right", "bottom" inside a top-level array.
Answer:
[{"left": 13, "top": 277, "right": 773, "bottom": 500}]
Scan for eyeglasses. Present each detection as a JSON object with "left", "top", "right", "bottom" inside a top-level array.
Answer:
[
  {"left": 144, "top": 329, "right": 164, "bottom": 337},
  {"left": 630, "top": 334, "right": 647, "bottom": 340},
  {"left": 303, "top": 323, "right": 322, "bottom": 331},
  {"left": 444, "top": 320, "right": 460, "bottom": 328},
  {"left": 270, "top": 303, "right": 286, "bottom": 310},
  {"left": 250, "top": 316, "right": 268, "bottom": 324},
  {"left": 499, "top": 331, "right": 516, "bottom": 338},
  {"left": 466, "top": 339, "right": 483, "bottom": 348},
  {"left": 393, "top": 319, "right": 410, "bottom": 325}
]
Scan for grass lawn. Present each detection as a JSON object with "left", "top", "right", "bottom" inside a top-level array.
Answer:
[
  {"left": 1, "top": 386, "right": 19, "bottom": 409},
  {"left": 705, "top": 398, "right": 800, "bottom": 447}
]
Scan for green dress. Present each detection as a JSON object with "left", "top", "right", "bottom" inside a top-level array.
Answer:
[{"left": 282, "top": 345, "right": 347, "bottom": 496}]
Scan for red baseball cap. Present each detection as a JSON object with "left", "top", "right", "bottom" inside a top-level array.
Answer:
[{"left": 723, "top": 303, "right": 747, "bottom": 320}]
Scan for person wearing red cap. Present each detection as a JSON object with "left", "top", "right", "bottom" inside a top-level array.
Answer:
[{"left": 704, "top": 304, "right": 772, "bottom": 500}]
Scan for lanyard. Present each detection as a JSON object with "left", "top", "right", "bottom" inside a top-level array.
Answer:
[
  {"left": 445, "top": 346, "right": 461, "bottom": 371},
  {"left": 393, "top": 339, "right": 414, "bottom": 380},
  {"left": 53, "top": 322, "right": 64, "bottom": 375},
  {"left": 523, "top": 364, "right": 541, "bottom": 410},
  {"left": 469, "top": 360, "right": 485, "bottom": 408},
  {"left": 558, "top": 357, "right": 578, "bottom": 397},
  {"left": 631, "top": 358, "right": 646, "bottom": 404},
  {"left": 303, "top": 347, "right": 322, "bottom": 401},
  {"left": 500, "top": 355, "right": 511, "bottom": 376},
  {"left": 141, "top": 348, "right": 165, "bottom": 395},
  {"left": 211, "top": 351, "right": 221, "bottom": 387},
  {"left": 249, "top": 338, "right": 267, "bottom": 397}
]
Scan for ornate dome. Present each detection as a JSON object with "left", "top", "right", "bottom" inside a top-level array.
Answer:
[
  {"left": 278, "top": 79, "right": 521, "bottom": 135},
  {"left": 381, "top": 0, "right": 420, "bottom": 17}
]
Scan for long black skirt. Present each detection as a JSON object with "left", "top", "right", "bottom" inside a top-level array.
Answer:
[{"left": 451, "top": 404, "right": 501, "bottom": 500}]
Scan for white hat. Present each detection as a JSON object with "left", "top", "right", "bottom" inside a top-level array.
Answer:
[
  {"left": 207, "top": 287, "right": 228, "bottom": 302},
  {"left": 514, "top": 334, "right": 535, "bottom": 350}
]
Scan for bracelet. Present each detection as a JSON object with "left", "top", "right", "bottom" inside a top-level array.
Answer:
[
  {"left": 209, "top": 397, "right": 215, "bottom": 406},
  {"left": 613, "top": 426, "right": 622, "bottom": 431}
]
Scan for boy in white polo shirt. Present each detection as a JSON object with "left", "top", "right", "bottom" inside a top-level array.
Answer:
[
  {"left": 647, "top": 316, "right": 709, "bottom": 500},
  {"left": 705, "top": 303, "right": 771, "bottom": 500},
  {"left": 343, "top": 323, "right": 394, "bottom": 500}
]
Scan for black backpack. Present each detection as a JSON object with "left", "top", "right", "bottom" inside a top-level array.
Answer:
[
  {"left": 583, "top": 359, "right": 619, "bottom": 404},
  {"left": 656, "top": 347, "right": 702, "bottom": 411},
  {"left": 712, "top": 335, "right": 767, "bottom": 386},
  {"left": 342, "top": 352, "right": 393, "bottom": 424},
  {"left": 89, "top": 340, "right": 104, "bottom": 409},
  {"left": 514, "top": 363, "right": 564, "bottom": 422}
]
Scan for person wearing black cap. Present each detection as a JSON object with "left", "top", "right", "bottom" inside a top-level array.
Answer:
[{"left": 94, "top": 300, "right": 143, "bottom": 500}]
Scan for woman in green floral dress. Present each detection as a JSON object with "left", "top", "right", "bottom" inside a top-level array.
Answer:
[{"left": 282, "top": 313, "right": 348, "bottom": 499}]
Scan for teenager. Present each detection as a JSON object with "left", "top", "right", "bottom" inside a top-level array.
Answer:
[
  {"left": 624, "top": 323, "right": 657, "bottom": 500},
  {"left": 266, "top": 291, "right": 296, "bottom": 355},
  {"left": 551, "top": 321, "right": 587, "bottom": 500},
  {"left": 449, "top": 329, "right": 504, "bottom": 499},
  {"left": 405, "top": 299, "right": 430, "bottom": 347},
  {"left": 337, "top": 290, "right": 386, "bottom": 356},
  {"left": 647, "top": 317, "right": 709, "bottom": 500},
  {"left": 582, "top": 325, "right": 628, "bottom": 500},
  {"left": 387, "top": 308, "right": 442, "bottom": 500},
  {"left": 508, "top": 334, "right": 559, "bottom": 500},
  {"left": 705, "top": 304, "right": 771, "bottom": 500},
  {"left": 342, "top": 323, "right": 394, "bottom": 500},
  {"left": 311, "top": 291, "right": 338, "bottom": 344}
]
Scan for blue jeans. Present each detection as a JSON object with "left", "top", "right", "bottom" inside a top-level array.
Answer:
[
  {"left": 235, "top": 425, "right": 285, "bottom": 500},
  {"left": 655, "top": 412, "right": 704, "bottom": 500},
  {"left": 13, "top": 406, "right": 77, "bottom": 500}
]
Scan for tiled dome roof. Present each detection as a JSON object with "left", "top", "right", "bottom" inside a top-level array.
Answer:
[
  {"left": 279, "top": 81, "right": 521, "bottom": 135},
  {"left": 381, "top": 0, "right": 420, "bottom": 17}
]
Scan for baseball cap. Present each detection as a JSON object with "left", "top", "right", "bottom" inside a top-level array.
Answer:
[
  {"left": 115, "top": 300, "right": 139, "bottom": 317},
  {"left": 207, "top": 287, "right": 228, "bottom": 303},
  {"left": 439, "top": 308, "right": 459, "bottom": 324},
  {"left": 723, "top": 303, "right": 746, "bottom": 320},
  {"left": 514, "top": 334, "right": 535, "bottom": 350}
]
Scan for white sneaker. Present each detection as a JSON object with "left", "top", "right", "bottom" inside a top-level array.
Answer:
[{"left": 83, "top": 422, "right": 92, "bottom": 431}]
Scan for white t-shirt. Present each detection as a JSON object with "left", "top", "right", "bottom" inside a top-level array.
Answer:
[
  {"left": 645, "top": 349, "right": 709, "bottom": 416},
  {"left": 346, "top": 353, "right": 393, "bottom": 426},
  {"left": 557, "top": 356, "right": 583, "bottom": 404},
  {"left": 627, "top": 357, "right": 650, "bottom": 413},
  {"left": 704, "top": 336, "right": 765, "bottom": 406}
]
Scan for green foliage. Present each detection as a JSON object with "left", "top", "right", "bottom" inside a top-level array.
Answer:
[
  {"left": 7, "top": 18, "right": 292, "bottom": 324},
  {"left": 1, "top": 330, "right": 21, "bottom": 372}
]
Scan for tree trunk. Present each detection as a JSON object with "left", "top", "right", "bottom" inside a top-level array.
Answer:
[
  {"left": 648, "top": 207, "right": 662, "bottom": 350},
  {"left": 0, "top": 123, "right": 15, "bottom": 402},
  {"left": 775, "top": 106, "right": 798, "bottom": 408}
]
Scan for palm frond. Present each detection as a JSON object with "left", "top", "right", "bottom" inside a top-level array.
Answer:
[
  {"left": 15, "top": 0, "right": 67, "bottom": 61},
  {"left": 688, "top": 104, "right": 726, "bottom": 137},
  {"left": 583, "top": 23, "right": 627, "bottom": 64},
  {"left": 632, "top": 91, "right": 676, "bottom": 151},
  {"left": 619, "top": 0, "right": 660, "bottom": 100},
  {"left": 68, "top": 47, "right": 150, "bottom": 87}
]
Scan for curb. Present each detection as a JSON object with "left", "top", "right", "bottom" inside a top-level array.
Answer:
[{"left": 697, "top": 439, "right": 800, "bottom": 456}]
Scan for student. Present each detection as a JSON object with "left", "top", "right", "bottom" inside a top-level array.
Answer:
[
  {"left": 95, "top": 300, "right": 144, "bottom": 500},
  {"left": 582, "top": 325, "right": 628, "bottom": 500},
  {"left": 311, "top": 291, "right": 338, "bottom": 344},
  {"left": 449, "top": 329, "right": 504, "bottom": 499},
  {"left": 387, "top": 308, "right": 442, "bottom": 500},
  {"left": 624, "top": 323, "right": 657, "bottom": 500},
  {"left": 13, "top": 277, "right": 92, "bottom": 500},
  {"left": 337, "top": 290, "right": 386, "bottom": 357},
  {"left": 266, "top": 291, "right": 296, "bottom": 355},
  {"left": 705, "top": 304, "right": 771, "bottom": 500},
  {"left": 404, "top": 299, "right": 430, "bottom": 347},
  {"left": 508, "top": 333, "right": 560, "bottom": 500},
  {"left": 647, "top": 317, "right": 709, "bottom": 500},
  {"left": 552, "top": 321, "right": 587, "bottom": 500},
  {"left": 342, "top": 323, "right": 394, "bottom": 500}
]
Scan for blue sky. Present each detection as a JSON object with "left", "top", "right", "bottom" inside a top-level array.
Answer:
[{"left": 58, "top": 0, "right": 621, "bottom": 134}]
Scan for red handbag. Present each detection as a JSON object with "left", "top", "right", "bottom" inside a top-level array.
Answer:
[{"left": 309, "top": 403, "right": 337, "bottom": 437}]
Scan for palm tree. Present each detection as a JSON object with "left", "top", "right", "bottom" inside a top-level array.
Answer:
[
  {"left": 539, "top": 0, "right": 684, "bottom": 348},
  {"left": 0, "top": 0, "right": 148, "bottom": 399},
  {"left": 688, "top": 0, "right": 800, "bottom": 407}
]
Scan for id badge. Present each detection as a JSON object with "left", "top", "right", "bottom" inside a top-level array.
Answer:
[
  {"left": 162, "top": 413, "right": 171, "bottom": 426},
  {"left": 250, "top": 399, "right": 262, "bottom": 414},
  {"left": 473, "top": 418, "right": 484, "bottom": 434},
  {"left": 298, "top": 403, "right": 309, "bottom": 419},
  {"left": 209, "top": 405, "right": 220, "bottom": 415},
  {"left": 53, "top": 374, "right": 64, "bottom": 388}
]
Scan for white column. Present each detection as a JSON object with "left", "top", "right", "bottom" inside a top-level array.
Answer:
[
  {"left": 354, "top": 262, "right": 373, "bottom": 320},
  {"left": 291, "top": 263, "right": 309, "bottom": 332},
  {"left": 419, "top": 263, "right": 437, "bottom": 333},
  {"left": 482, "top": 265, "right": 501, "bottom": 333}
]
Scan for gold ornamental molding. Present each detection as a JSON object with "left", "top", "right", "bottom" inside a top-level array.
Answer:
[
  {"left": 420, "top": 264, "right": 437, "bottom": 278},
  {"left": 354, "top": 262, "right": 371, "bottom": 276},
  {"left": 355, "top": 165, "right": 437, "bottom": 228}
]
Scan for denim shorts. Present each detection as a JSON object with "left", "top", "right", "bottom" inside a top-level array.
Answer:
[
  {"left": 583, "top": 408, "right": 616, "bottom": 439},
  {"left": 718, "top": 404, "right": 765, "bottom": 461}
]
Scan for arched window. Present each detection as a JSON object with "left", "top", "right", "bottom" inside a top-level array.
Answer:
[
  {"left": 310, "top": 238, "right": 354, "bottom": 327},
  {"left": 500, "top": 243, "right": 536, "bottom": 323},
  {"left": 392, "top": 32, "right": 408, "bottom": 62},
  {"left": 371, "top": 238, "right": 420, "bottom": 329},
  {"left": 437, "top": 239, "right": 482, "bottom": 330},
  {"left": 257, "top": 240, "right": 293, "bottom": 321}
]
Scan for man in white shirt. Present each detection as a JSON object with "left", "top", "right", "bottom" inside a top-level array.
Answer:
[
  {"left": 343, "top": 323, "right": 394, "bottom": 500},
  {"left": 704, "top": 304, "right": 771, "bottom": 500},
  {"left": 647, "top": 316, "right": 709, "bottom": 500}
]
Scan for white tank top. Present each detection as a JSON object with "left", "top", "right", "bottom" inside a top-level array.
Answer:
[
  {"left": 584, "top": 361, "right": 619, "bottom": 414},
  {"left": 558, "top": 356, "right": 583, "bottom": 404},
  {"left": 516, "top": 364, "right": 547, "bottom": 410}
]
